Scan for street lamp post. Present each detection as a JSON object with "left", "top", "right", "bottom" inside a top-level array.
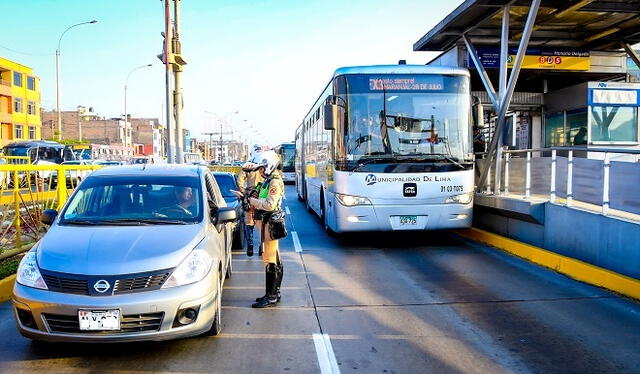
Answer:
[
  {"left": 124, "top": 64, "right": 152, "bottom": 148},
  {"left": 56, "top": 20, "right": 97, "bottom": 141}
]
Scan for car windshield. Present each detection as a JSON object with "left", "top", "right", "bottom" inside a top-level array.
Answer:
[
  {"left": 60, "top": 176, "right": 203, "bottom": 225},
  {"left": 213, "top": 174, "right": 237, "bottom": 198},
  {"left": 3, "top": 147, "right": 29, "bottom": 157},
  {"left": 341, "top": 74, "right": 471, "bottom": 165}
]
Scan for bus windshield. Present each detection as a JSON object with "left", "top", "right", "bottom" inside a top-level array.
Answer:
[
  {"left": 342, "top": 74, "right": 471, "bottom": 165},
  {"left": 281, "top": 145, "right": 295, "bottom": 172}
]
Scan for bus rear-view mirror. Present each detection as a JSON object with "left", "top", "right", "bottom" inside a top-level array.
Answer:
[{"left": 324, "top": 104, "right": 343, "bottom": 131}]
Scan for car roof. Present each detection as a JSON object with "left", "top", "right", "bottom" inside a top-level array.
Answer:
[
  {"left": 212, "top": 171, "right": 235, "bottom": 177},
  {"left": 90, "top": 164, "right": 205, "bottom": 178}
]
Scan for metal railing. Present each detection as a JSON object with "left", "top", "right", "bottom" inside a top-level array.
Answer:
[
  {"left": 0, "top": 163, "right": 102, "bottom": 259},
  {"left": 478, "top": 147, "right": 640, "bottom": 217}
]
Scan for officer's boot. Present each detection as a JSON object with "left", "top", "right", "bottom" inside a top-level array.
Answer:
[
  {"left": 255, "top": 262, "right": 282, "bottom": 303},
  {"left": 252, "top": 264, "right": 278, "bottom": 308},
  {"left": 274, "top": 263, "right": 283, "bottom": 302},
  {"left": 245, "top": 225, "right": 254, "bottom": 257}
]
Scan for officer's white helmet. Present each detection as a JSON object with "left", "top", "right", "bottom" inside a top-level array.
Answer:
[
  {"left": 241, "top": 160, "right": 258, "bottom": 172},
  {"left": 254, "top": 150, "right": 280, "bottom": 176}
]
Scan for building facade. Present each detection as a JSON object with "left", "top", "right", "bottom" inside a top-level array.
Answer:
[{"left": 0, "top": 57, "right": 41, "bottom": 147}]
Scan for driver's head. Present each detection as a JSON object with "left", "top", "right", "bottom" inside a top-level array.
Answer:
[{"left": 174, "top": 186, "right": 193, "bottom": 205}]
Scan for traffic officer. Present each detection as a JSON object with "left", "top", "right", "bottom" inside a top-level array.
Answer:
[
  {"left": 237, "top": 145, "right": 264, "bottom": 257},
  {"left": 249, "top": 150, "right": 285, "bottom": 308}
]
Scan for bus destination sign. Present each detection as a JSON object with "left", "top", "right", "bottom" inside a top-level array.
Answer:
[{"left": 369, "top": 76, "right": 444, "bottom": 91}]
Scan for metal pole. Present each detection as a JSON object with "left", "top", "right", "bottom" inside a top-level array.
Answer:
[
  {"left": 567, "top": 150, "right": 573, "bottom": 207},
  {"left": 163, "top": 0, "right": 174, "bottom": 163},
  {"left": 621, "top": 42, "right": 640, "bottom": 70},
  {"left": 55, "top": 21, "right": 97, "bottom": 142},
  {"left": 550, "top": 149, "right": 556, "bottom": 203},
  {"left": 602, "top": 153, "right": 610, "bottom": 216},
  {"left": 56, "top": 50, "right": 61, "bottom": 141},
  {"left": 477, "top": 0, "right": 541, "bottom": 191},
  {"left": 525, "top": 151, "right": 531, "bottom": 199},
  {"left": 77, "top": 107, "right": 82, "bottom": 141},
  {"left": 499, "top": 6, "right": 510, "bottom": 99},
  {"left": 463, "top": 35, "right": 498, "bottom": 108},
  {"left": 173, "top": 0, "right": 184, "bottom": 164},
  {"left": 124, "top": 83, "right": 127, "bottom": 146},
  {"left": 219, "top": 121, "right": 223, "bottom": 163},
  {"left": 504, "top": 152, "right": 510, "bottom": 195}
]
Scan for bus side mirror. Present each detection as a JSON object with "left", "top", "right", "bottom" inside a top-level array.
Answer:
[{"left": 323, "top": 104, "right": 343, "bottom": 131}]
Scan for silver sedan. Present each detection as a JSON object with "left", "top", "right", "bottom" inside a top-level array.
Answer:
[{"left": 12, "top": 165, "right": 236, "bottom": 342}]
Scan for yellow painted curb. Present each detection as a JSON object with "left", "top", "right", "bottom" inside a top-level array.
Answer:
[
  {"left": 456, "top": 228, "right": 640, "bottom": 300},
  {"left": 0, "top": 274, "right": 16, "bottom": 303}
]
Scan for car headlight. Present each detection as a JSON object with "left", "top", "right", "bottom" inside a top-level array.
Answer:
[
  {"left": 335, "top": 193, "right": 371, "bottom": 207},
  {"left": 162, "top": 250, "right": 213, "bottom": 289},
  {"left": 16, "top": 252, "right": 48, "bottom": 290},
  {"left": 445, "top": 192, "right": 473, "bottom": 204}
]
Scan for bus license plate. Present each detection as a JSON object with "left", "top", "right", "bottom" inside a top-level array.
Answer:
[
  {"left": 399, "top": 215, "right": 417, "bottom": 225},
  {"left": 79, "top": 310, "right": 120, "bottom": 331}
]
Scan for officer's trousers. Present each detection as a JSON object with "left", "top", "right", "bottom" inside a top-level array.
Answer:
[{"left": 255, "top": 220, "right": 279, "bottom": 265}]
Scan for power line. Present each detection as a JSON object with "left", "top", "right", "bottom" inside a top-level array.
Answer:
[{"left": 0, "top": 44, "right": 54, "bottom": 57}]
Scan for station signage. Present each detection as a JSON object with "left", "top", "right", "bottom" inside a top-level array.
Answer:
[
  {"left": 587, "top": 82, "right": 640, "bottom": 107},
  {"left": 470, "top": 47, "right": 590, "bottom": 71}
]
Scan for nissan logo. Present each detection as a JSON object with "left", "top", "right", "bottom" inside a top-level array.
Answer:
[{"left": 93, "top": 279, "right": 111, "bottom": 293}]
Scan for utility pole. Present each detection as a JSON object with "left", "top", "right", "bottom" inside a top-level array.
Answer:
[
  {"left": 203, "top": 132, "right": 215, "bottom": 161},
  {"left": 219, "top": 120, "right": 223, "bottom": 163},
  {"left": 162, "top": 0, "right": 174, "bottom": 163},
  {"left": 172, "top": 0, "right": 185, "bottom": 164}
]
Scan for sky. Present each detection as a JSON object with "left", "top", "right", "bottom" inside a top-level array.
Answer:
[{"left": 1, "top": 0, "right": 465, "bottom": 147}]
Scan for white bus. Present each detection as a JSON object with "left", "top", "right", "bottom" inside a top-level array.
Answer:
[
  {"left": 295, "top": 65, "right": 475, "bottom": 233},
  {"left": 275, "top": 142, "right": 296, "bottom": 183}
]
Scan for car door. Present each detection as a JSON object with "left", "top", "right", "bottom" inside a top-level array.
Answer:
[{"left": 205, "top": 172, "right": 229, "bottom": 273}]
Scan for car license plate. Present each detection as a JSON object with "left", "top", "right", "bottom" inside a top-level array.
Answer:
[
  {"left": 399, "top": 215, "right": 417, "bottom": 225},
  {"left": 78, "top": 310, "right": 120, "bottom": 331}
]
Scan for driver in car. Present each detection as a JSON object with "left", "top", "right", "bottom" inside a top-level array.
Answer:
[{"left": 171, "top": 186, "right": 195, "bottom": 216}]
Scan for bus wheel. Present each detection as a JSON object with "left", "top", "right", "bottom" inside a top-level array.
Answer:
[{"left": 321, "top": 193, "right": 335, "bottom": 236}]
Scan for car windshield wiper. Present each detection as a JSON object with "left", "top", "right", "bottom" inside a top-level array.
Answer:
[
  {"left": 98, "top": 218, "right": 191, "bottom": 225},
  {"left": 62, "top": 219, "right": 101, "bottom": 225}
]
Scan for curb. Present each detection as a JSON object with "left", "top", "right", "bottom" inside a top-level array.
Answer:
[
  {"left": 456, "top": 228, "right": 640, "bottom": 300},
  {"left": 0, "top": 274, "right": 16, "bottom": 303}
]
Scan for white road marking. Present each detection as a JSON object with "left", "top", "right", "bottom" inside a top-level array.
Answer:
[
  {"left": 313, "top": 333, "right": 341, "bottom": 374},
  {"left": 285, "top": 206, "right": 291, "bottom": 215},
  {"left": 292, "top": 231, "right": 302, "bottom": 253}
]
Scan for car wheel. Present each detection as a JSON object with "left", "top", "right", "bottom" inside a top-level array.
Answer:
[{"left": 207, "top": 277, "right": 223, "bottom": 336}]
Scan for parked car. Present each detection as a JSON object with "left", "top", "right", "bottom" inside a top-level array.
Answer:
[
  {"left": 12, "top": 165, "right": 236, "bottom": 342},
  {"left": 212, "top": 172, "right": 245, "bottom": 249},
  {"left": 92, "top": 160, "right": 124, "bottom": 166},
  {"left": 50, "top": 160, "right": 93, "bottom": 188}
]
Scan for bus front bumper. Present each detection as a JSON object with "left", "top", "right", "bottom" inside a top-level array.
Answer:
[{"left": 332, "top": 202, "right": 472, "bottom": 232}]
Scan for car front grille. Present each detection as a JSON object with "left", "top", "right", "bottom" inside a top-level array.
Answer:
[
  {"left": 42, "top": 274, "right": 90, "bottom": 295},
  {"left": 43, "top": 312, "right": 165, "bottom": 334},
  {"left": 40, "top": 269, "right": 172, "bottom": 296},
  {"left": 113, "top": 272, "right": 170, "bottom": 294}
]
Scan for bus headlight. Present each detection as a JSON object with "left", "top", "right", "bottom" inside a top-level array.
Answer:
[
  {"left": 336, "top": 193, "right": 371, "bottom": 207},
  {"left": 445, "top": 192, "right": 473, "bottom": 204}
]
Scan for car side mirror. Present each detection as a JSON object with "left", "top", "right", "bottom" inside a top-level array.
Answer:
[
  {"left": 323, "top": 103, "right": 344, "bottom": 131},
  {"left": 41, "top": 209, "right": 58, "bottom": 225},
  {"left": 216, "top": 207, "right": 237, "bottom": 223}
]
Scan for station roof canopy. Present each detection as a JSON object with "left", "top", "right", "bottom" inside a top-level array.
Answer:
[{"left": 414, "top": 0, "right": 640, "bottom": 52}]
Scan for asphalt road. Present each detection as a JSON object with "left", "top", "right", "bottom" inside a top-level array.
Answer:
[{"left": 0, "top": 185, "right": 638, "bottom": 374}]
